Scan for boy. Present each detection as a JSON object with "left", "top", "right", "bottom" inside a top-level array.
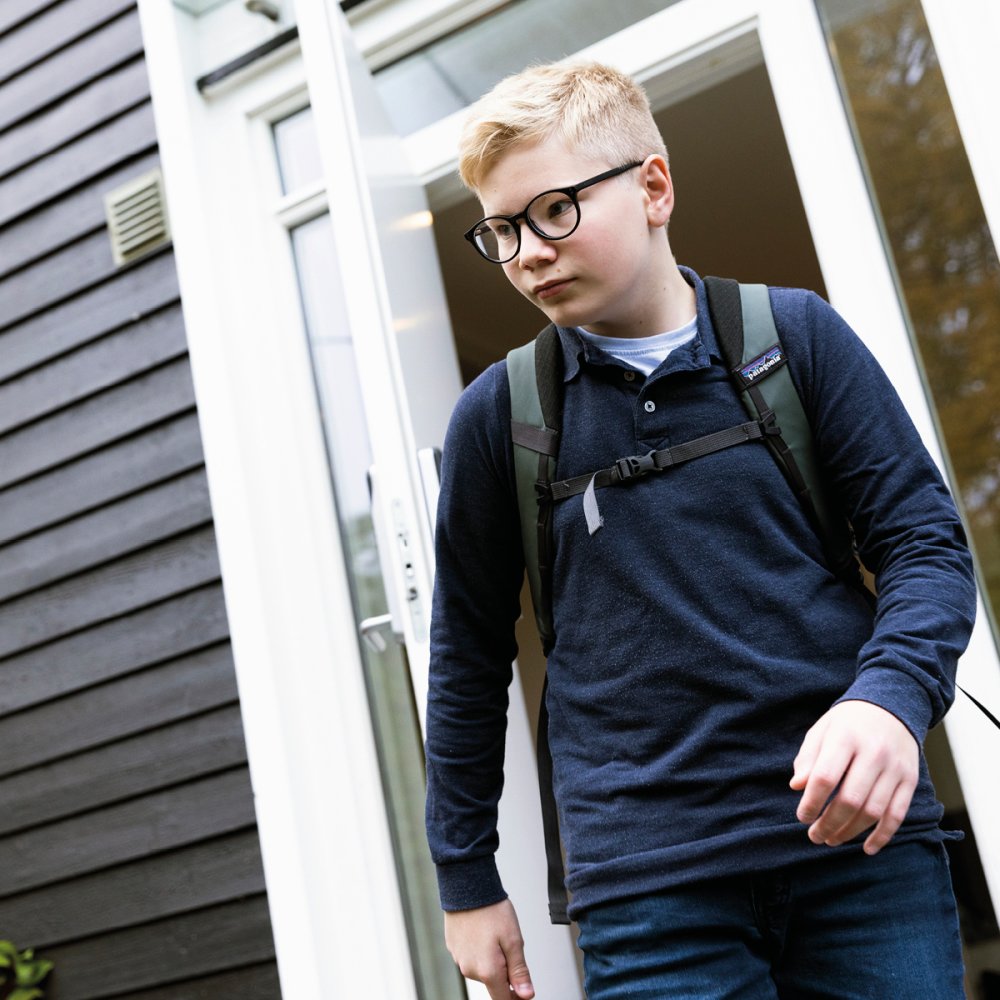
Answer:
[{"left": 424, "top": 61, "right": 976, "bottom": 998}]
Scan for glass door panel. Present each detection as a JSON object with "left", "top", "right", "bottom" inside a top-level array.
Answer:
[
  {"left": 814, "top": 0, "right": 1000, "bottom": 640},
  {"left": 288, "top": 208, "right": 464, "bottom": 1000}
]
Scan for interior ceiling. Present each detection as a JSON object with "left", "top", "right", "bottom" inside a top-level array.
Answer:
[{"left": 431, "top": 60, "right": 827, "bottom": 385}]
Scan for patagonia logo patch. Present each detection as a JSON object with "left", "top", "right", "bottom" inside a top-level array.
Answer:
[{"left": 737, "top": 344, "right": 787, "bottom": 386}]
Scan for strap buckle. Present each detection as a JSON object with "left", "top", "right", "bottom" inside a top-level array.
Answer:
[
  {"left": 535, "top": 480, "right": 554, "bottom": 504},
  {"left": 613, "top": 451, "right": 658, "bottom": 482}
]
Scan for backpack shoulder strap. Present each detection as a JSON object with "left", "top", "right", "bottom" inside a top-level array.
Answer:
[
  {"left": 705, "top": 276, "right": 858, "bottom": 585},
  {"left": 507, "top": 325, "right": 571, "bottom": 924},
  {"left": 507, "top": 324, "right": 562, "bottom": 653}
]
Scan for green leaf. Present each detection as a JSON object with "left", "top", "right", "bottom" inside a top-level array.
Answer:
[
  {"left": 16, "top": 959, "right": 54, "bottom": 987},
  {"left": 8, "top": 988, "right": 45, "bottom": 1000}
]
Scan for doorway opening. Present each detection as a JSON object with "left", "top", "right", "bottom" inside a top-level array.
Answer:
[{"left": 425, "top": 46, "right": 997, "bottom": 993}]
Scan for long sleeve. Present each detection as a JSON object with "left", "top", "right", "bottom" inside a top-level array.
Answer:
[
  {"left": 778, "top": 289, "right": 977, "bottom": 743},
  {"left": 424, "top": 361, "right": 526, "bottom": 911}
]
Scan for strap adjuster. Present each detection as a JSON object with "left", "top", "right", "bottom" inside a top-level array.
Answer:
[
  {"left": 613, "top": 451, "right": 658, "bottom": 482},
  {"left": 760, "top": 411, "right": 783, "bottom": 437}
]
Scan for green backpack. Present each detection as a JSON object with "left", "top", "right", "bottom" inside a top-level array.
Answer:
[
  {"left": 506, "top": 275, "right": 995, "bottom": 923},
  {"left": 509, "top": 276, "right": 866, "bottom": 653}
]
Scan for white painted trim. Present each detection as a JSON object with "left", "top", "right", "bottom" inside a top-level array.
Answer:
[
  {"left": 922, "top": 0, "right": 1000, "bottom": 255},
  {"left": 136, "top": 4, "right": 418, "bottom": 997}
]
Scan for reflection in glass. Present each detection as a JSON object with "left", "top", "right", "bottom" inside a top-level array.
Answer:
[
  {"left": 291, "top": 214, "right": 463, "bottom": 999},
  {"left": 273, "top": 105, "right": 324, "bottom": 194},
  {"left": 373, "top": 0, "right": 683, "bottom": 135},
  {"left": 815, "top": 0, "right": 1000, "bottom": 636}
]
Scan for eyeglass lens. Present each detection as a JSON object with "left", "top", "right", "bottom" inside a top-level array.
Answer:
[{"left": 473, "top": 190, "right": 580, "bottom": 262}]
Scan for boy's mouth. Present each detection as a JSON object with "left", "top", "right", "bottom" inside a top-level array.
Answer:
[{"left": 534, "top": 278, "right": 574, "bottom": 300}]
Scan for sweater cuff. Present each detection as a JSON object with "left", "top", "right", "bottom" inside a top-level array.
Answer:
[
  {"left": 835, "top": 666, "right": 935, "bottom": 745},
  {"left": 436, "top": 856, "right": 507, "bottom": 913}
]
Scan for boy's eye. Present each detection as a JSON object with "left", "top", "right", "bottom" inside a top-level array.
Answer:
[
  {"left": 529, "top": 192, "right": 578, "bottom": 235},
  {"left": 487, "top": 220, "right": 516, "bottom": 241},
  {"left": 546, "top": 198, "right": 574, "bottom": 220}
]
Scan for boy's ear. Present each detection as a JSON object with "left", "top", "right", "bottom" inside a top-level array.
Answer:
[{"left": 641, "top": 155, "right": 673, "bottom": 229}]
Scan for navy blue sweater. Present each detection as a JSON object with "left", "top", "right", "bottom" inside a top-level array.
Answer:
[{"left": 425, "top": 269, "right": 976, "bottom": 919}]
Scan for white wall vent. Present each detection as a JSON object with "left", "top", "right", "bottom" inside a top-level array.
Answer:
[{"left": 104, "top": 168, "right": 172, "bottom": 268}]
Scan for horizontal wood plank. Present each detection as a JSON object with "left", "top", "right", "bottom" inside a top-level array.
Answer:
[
  {"left": 0, "top": 468, "right": 212, "bottom": 601},
  {"left": 0, "top": 703, "right": 248, "bottom": 835},
  {"left": 0, "top": 250, "right": 179, "bottom": 379},
  {"left": 1, "top": 224, "right": 166, "bottom": 332},
  {"left": 0, "top": 768, "right": 258, "bottom": 896},
  {"left": 0, "top": 149, "right": 160, "bottom": 276},
  {"left": 0, "top": 412, "right": 204, "bottom": 545},
  {"left": 0, "top": 524, "right": 221, "bottom": 659},
  {"left": 0, "top": 303, "right": 188, "bottom": 435},
  {"left": 110, "top": 963, "right": 282, "bottom": 1000},
  {"left": 0, "top": 583, "right": 228, "bottom": 715},
  {"left": 40, "top": 895, "right": 276, "bottom": 1000},
  {"left": 2, "top": 827, "right": 265, "bottom": 946},
  {"left": 2, "top": 642, "right": 238, "bottom": 774},
  {"left": 0, "top": 0, "right": 136, "bottom": 84},
  {"left": 0, "top": 0, "right": 60, "bottom": 36},
  {"left": 0, "top": 8, "right": 143, "bottom": 133},
  {"left": 0, "top": 412, "right": 201, "bottom": 542},
  {"left": 1, "top": 57, "right": 149, "bottom": 176},
  {"left": 0, "top": 101, "right": 156, "bottom": 229},
  {"left": 0, "top": 356, "right": 196, "bottom": 489}
]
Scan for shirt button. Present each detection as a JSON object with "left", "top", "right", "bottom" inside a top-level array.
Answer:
[
  {"left": 623, "top": 371, "right": 636, "bottom": 382},
  {"left": 644, "top": 400, "right": 656, "bottom": 413}
]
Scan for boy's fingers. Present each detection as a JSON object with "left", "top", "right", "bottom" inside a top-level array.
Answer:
[
  {"left": 795, "top": 742, "right": 852, "bottom": 826},
  {"left": 812, "top": 769, "right": 897, "bottom": 846},
  {"left": 863, "top": 781, "right": 916, "bottom": 855},
  {"left": 503, "top": 940, "right": 535, "bottom": 998},
  {"left": 789, "top": 728, "right": 819, "bottom": 791}
]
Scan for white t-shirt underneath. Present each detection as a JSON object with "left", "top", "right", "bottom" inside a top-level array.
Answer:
[{"left": 576, "top": 316, "right": 698, "bottom": 376}]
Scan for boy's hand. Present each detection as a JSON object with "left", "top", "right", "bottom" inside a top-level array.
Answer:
[
  {"left": 444, "top": 898, "right": 535, "bottom": 999},
  {"left": 790, "top": 699, "right": 919, "bottom": 855}
]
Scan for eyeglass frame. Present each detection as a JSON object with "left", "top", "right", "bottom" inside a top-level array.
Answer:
[{"left": 463, "top": 161, "right": 645, "bottom": 264}]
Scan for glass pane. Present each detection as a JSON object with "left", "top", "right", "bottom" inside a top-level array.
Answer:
[
  {"left": 273, "top": 105, "right": 324, "bottom": 194},
  {"left": 814, "top": 0, "right": 1000, "bottom": 637},
  {"left": 373, "top": 0, "right": 684, "bottom": 135},
  {"left": 290, "top": 213, "right": 463, "bottom": 1000}
]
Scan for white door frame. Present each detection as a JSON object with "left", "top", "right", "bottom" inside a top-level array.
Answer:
[{"left": 138, "top": 5, "right": 419, "bottom": 998}]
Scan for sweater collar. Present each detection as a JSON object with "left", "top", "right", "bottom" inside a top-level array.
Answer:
[{"left": 555, "top": 266, "right": 723, "bottom": 382}]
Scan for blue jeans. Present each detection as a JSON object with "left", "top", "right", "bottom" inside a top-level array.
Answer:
[{"left": 576, "top": 841, "right": 965, "bottom": 999}]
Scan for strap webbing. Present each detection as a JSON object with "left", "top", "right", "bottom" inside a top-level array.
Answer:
[
  {"left": 511, "top": 420, "right": 558, "bottom": 456},
  {"left": 958, "top": 684, "right": 1000, "bottom": 730},
  {"left": 535, "top": 678, "right": 569, "bottom": 923},
  {"left": 545, "top": 421, "right": 767, "bottom": 502}
]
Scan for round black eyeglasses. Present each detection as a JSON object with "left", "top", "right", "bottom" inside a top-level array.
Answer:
[{"left": 464, "top": 161, "right": 643, "bottom": 263}]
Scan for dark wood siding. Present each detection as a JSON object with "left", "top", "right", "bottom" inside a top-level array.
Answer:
[{"left": 0, "top": 3, "right": 280, "bottom": 997}]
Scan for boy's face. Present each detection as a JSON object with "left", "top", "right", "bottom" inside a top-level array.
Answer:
[{"left": 477, "top": 136, "right": 673, "bottom": 337}]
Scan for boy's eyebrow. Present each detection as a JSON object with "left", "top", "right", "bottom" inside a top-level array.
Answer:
[{"left": 480, "top": 179, "right": 570, "bottom": 217}]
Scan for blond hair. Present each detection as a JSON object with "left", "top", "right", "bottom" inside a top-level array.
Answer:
[{"left": 458, "top": 61, "right": 667, "bottom": 194}]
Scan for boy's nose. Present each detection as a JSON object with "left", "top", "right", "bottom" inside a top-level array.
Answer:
[{"left": 517, "top": 224, "right": 557, "bottom": 268}]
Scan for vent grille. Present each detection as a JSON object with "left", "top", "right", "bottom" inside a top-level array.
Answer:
[{"left": 104, "top": 169, "right": 172, "bottom": 267}]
